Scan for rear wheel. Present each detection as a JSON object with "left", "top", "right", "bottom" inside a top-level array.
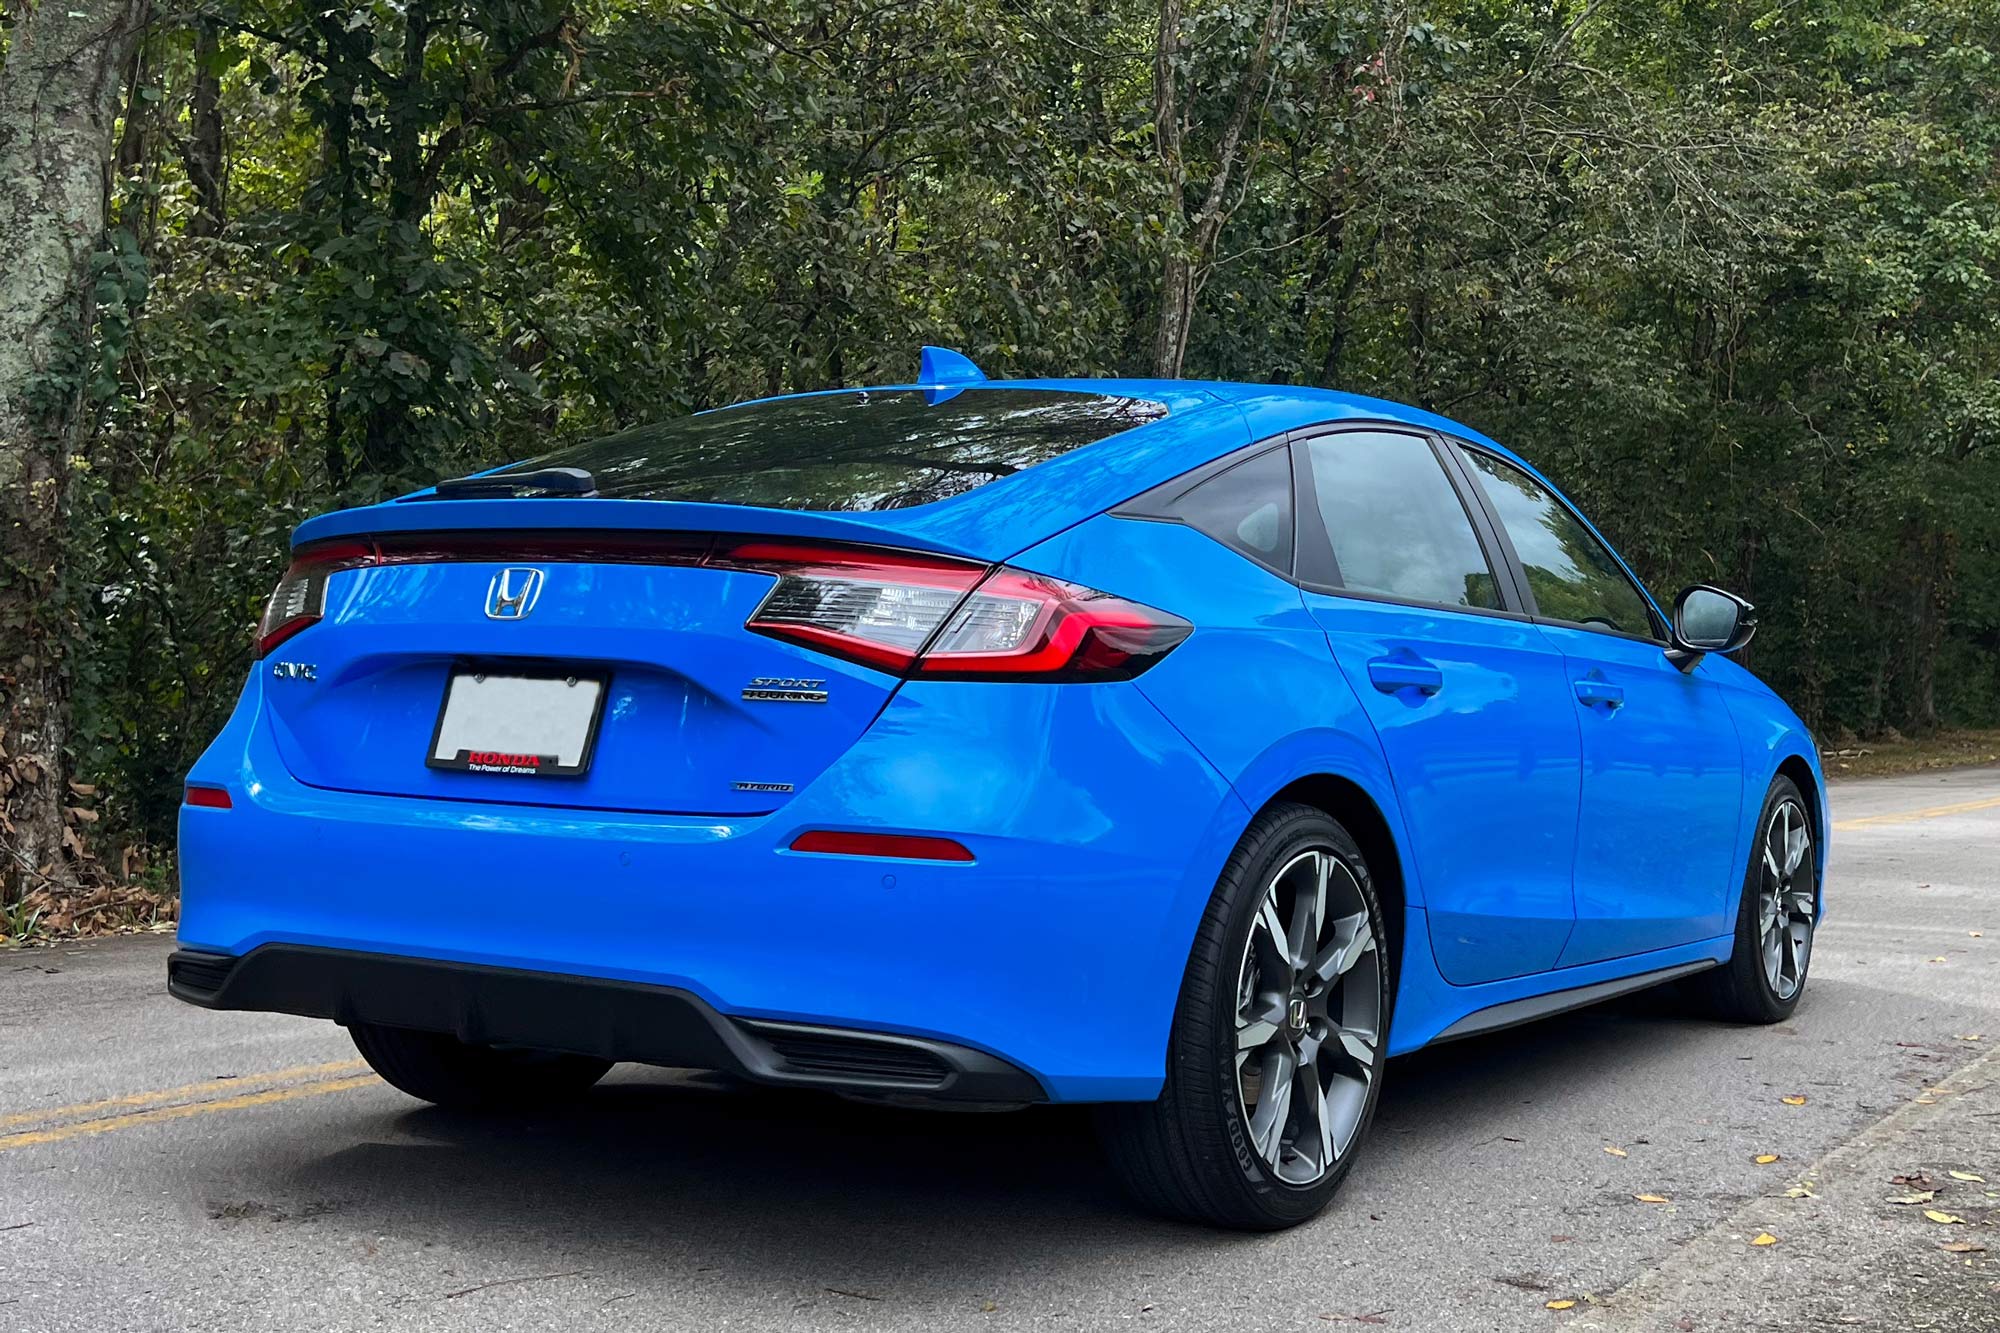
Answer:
[
  {"left": 348, "top": 1022, "right": 613, "bottom": 1110},
  {"left": 1686, "top": 775, "right": 1818, "bottom": 1023},
  {"left": 1099, "top": 803, "right": 1390, "bottom": 1230}
]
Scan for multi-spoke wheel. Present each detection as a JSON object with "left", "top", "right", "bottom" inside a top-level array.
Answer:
[
  {"left": 1756, "top": 797, "right": 1815, "bottom": 1001},
  {"left": 1098, "top": 803, "right": 1391, "bottom": 1230},
  {"left": 1687, "top": 774, "right": 1819, "bottom": 1023},
  {"left": 1233, "top": 849, "right": 1382, "bottom": 1185}
]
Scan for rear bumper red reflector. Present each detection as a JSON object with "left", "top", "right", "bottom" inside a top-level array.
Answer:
[
  {"left": 184, "top": 785, "right": 233, "bottom": 810},
  {"left": 789, "top": 831, "right": 974, "bottom": 862}
]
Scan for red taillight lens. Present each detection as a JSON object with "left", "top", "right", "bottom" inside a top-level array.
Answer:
[
  {"left": 789, "top": 830, "right": 974, "bottom": 861},
  {"left": 184, "top": 785, "right": 233, "bottom": 809},
  {"left": 915, "top": 569, "right": 1191, "bottom": 681},
  {"left": 255, "top": 540, "right": 379, "bottom": 658}
]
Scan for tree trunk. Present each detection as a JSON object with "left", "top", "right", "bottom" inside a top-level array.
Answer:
[
  {"left": 1150, "top": 0, "right": 1287, "bottom": 378},
  {"left": 184, "top": 19, "right": 227, "bottom": 237},
  {"left": 0, "top": 0, "right": 146, "bottom": 903}
]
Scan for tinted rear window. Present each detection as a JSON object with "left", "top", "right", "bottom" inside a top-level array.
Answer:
[{"left": 499, "top": 389, "right": 1167, "bottom": 511}]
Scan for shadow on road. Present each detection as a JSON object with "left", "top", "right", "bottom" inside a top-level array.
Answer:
[{"left": 268, "top": 986, "right": 1722, "bottom": 1287}]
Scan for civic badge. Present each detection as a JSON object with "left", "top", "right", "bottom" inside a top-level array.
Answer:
[{"left": 485, "top": 567, "right": 545, "bottom": 620}]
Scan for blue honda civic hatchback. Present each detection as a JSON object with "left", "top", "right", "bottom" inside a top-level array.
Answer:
[{"left": 173, "top": 348, "right": 1826, "bottom": 1229}]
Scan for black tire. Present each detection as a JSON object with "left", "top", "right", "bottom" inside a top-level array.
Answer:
[
  {"left": 348, "top": 1022, "right": 613, "bottom": 1110},
  {"left": 1097, "top": 803, "right": 1391, "bottom": 1230},
  {"left": 1684, "top": 774, "right": 1818, "bottom": 1024}
]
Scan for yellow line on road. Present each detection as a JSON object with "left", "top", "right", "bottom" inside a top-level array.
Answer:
[
  {"left": 1833, "top": 794, "right": 2000, "bottom": 831},
  {"left": 0, "top": 1075, "right": 379, "bottom": 1153},
  {"left": 0, "top": 1059, "right": 368, "bottom": 1131}
]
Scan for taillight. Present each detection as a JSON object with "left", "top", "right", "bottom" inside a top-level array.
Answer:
[
  {"left": 728, "top": 541, "right": 988, "bottom": 672},
  {"left": 915, "top": 569, "right": 1191, "bottom": 681},
  {"left": 255, "top": 540, "right": 376, "bottom": 657},
  {"left": 731, "top": 541, "right": 1189, "bottom": 681}
]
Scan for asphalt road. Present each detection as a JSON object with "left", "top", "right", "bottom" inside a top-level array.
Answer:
[{"left": 2, "top": 767, "right": 1995, "bottom": 1332}]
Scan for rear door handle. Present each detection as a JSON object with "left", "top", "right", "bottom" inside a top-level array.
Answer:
[
  {"left": 1368, "top": 657, "right": 1443, "bottom": 696},
  {"left": 1573, "top": 678, "right": 1625, "bottom": 709}
]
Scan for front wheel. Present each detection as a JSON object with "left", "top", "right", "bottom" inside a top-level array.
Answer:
[
  {"left": 1098, "top": 803, "right": 1390, "bottom": 1230},
  {"left": 349, "top": 1022, "right": 613, "bottom": 1110},
  {"left": 1686, "top": 774, "right": 1818, "bottom": 1023}
]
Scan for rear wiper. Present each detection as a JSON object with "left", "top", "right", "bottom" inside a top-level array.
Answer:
[{"left": 419, "top": 466, "right": 598, "bottom": 500}]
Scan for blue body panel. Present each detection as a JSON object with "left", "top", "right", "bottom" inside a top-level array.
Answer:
[{"left": 179, "top": 370, "right": 1829, "bottom": 1099}]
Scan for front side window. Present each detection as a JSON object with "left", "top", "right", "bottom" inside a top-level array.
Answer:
[
  {"left": 498, "top": 389, "right": 1167, "bottom": 512},
  {"left": 1305, "top": 433, "right": 1501, "bottom": 610},
  {"left": 1461, "top": 449, "right": 1658, "bottom": 639}
]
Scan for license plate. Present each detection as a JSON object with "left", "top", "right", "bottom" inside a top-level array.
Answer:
[{"left": 426, "top": 667, "right": 607, "bottom": 778}]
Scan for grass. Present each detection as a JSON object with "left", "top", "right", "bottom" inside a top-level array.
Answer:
[{"left": 1820, "top": 727, "right": 2000, "bottom": 780}]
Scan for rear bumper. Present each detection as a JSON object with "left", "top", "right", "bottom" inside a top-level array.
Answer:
[
  {"left": 169, "top": 946, "right": 1044, "bottom": 1103},
  {"left": 177, "top": 673, "right": 1249, "bottom": 1103}
]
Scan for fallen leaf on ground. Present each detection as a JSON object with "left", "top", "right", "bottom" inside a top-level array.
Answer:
[
  {"left": 1929, "top": 956, "right": 1947, "bottom": 963},
  {"left": 1634, "top": 1193, "right": 1671, "bottom": 1204},
  {"left": 1889, "top": 1191, "right": 1937, "bottom": 1205},
  {"left": 1785, "top": 1186, "right": 1818, "bottom": 1199},
  {"left": 1603, "top": 1145, "right": 1628, "bottom": 1157},
  {"left": 1955, "top": 1034, "right": 1985, "bottom": 1042},
  {"left": 1972, "top": 931, "right": 1984, "bottom": 938},
  {"left": 1942, "top": 1241, "right": 1988, "bottom": 1254},
  {"left": 1948, "top": 1171, "right": 1985, "bottom": 1183},
  {"left": 1751, "top": 1233, "right": 1778, "bottom": 1246},
  {"left": 1923, "top": 1210, "right": 1967, "bottom": 1225},
  {"left": 1545, "top": 1299, "right": 1576, "bottom": 1310},
  {"left": 1782, "top": 1095, "right": 1808, "bottom": 1106},
  {"left": 1893, "top": 1173, "right": 1938, "bottom": 1189},
  {"left": 1754, "top": 1154, "right": 1780, "bottom": 1165},
  {"left": 1550, "top": 1235, "right": 1574, "bottom": 1243}
]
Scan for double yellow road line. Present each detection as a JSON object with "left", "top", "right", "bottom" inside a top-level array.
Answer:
[
  {"left": 0, "top": 1059, "right": 378, "bottom": 1154},
  {"left": 1832, "top": 793, "right": 2000, "bottom": 832}
]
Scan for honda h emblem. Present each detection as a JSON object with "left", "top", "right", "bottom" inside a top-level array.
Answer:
[{"left": 485, "top": 567, "right": 545, "bottom": 620}]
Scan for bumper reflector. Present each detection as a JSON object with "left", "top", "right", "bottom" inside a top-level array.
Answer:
[
  {"left": 789, "top": 830, "right": 974, "bottom": 862},
  {"left": 184, "top": 785, "right": 233, "bottom": 809}
]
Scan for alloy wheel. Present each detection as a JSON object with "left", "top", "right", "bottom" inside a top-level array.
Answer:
[
  {"left": 1757, "top": 798, "right": 1815, "bottom": 1001},
  {"left": 1233, "top": 848, "right": 1382, "bottom": 1185}
]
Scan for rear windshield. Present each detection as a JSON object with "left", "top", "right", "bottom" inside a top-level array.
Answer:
[{"left": 496, "top": 388, "right": 1167, "bottom": 511}]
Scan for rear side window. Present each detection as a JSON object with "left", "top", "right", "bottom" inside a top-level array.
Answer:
[
  {"left": 1165, "top": 446, "right": 1294, "bottom": 573},
  {"left": 497, "top": 389, "right": 1166, "bottom": 511},
  {"left": 1460, "top": 449, "right": 1659, "bottom": 639},
  {"left": 1304, "top": 432, "right": 1501, "bottom": 610}
]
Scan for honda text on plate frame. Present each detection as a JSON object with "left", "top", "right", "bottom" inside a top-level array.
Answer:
[{"left": 173, "top": 346, "right": 1826, "bottom": 1230}]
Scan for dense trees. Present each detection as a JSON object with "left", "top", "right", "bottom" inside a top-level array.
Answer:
[{"left": 0, "top": 1, "right": 1996, "bottom": 902}]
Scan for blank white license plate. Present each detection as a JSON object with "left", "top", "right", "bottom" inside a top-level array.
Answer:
[{"left": 427, "top": 669, "right": 607, "bottom": 778}]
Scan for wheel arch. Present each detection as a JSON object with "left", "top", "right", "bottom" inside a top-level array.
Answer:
[{"left": 1257, "top": 774, "right": 1410, "bottom": 988}]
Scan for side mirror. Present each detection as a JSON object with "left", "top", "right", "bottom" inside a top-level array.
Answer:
[{"left": 1667, "top": 585, "right": 1757, "bottom": 670}]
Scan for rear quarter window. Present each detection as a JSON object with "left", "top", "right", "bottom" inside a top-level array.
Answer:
[{"left": 499, "top": 389, "right": 1166, "bottom": 511}]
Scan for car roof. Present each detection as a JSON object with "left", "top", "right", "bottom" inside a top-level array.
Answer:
[{"left": 295, "top": 365, "right": 1543, "bottom": 565}]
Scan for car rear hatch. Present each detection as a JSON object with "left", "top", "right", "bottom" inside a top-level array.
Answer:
[{"left": 254, "top": 384, "right": 1185, "bottom": 817}]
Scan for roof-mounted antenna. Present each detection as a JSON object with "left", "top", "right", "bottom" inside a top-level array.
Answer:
[{"left": 918, "top": 345, "right": 987, "bottom": 404}]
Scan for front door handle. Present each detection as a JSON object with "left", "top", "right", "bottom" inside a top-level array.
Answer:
[
  {"left": 1574, "top": 678, "right": 1625, "bottom": 709},
  {"left": 1368, "top": 657, "right": 1443, "bottom": 696}
]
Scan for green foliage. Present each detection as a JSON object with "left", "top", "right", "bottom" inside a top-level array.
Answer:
[{"left": 61, "top": 0, "right": 2000, "bottom": 855}]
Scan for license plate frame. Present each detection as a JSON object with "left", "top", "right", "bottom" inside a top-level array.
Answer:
[{"left": 425, "top": 662, "right": 610, "bottom": 779}]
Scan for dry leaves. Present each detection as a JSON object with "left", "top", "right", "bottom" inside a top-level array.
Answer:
[
  {"left": 1751, "top": 1233, "right": 1779, "bottom": 1247},
  {"left": 1634, "top": 1194, "right": 1671, "bottom": 1205},
  {"left": 1923, "top": 1210, "right": 1968, "bottom": 1225},
  {"left": 1889, "top": 1191, "right": 1938, "bottom": 1205},
  {"left": 1603, "top": 1145, "right": 1628, "bottom": 1158},
  {"left": 1893, "top": 1173, "right": 1938, "bottom": 1189},
  {"left": 1545, "top": 1300, "right": 1576, "bottom": 1311},
  {"left": 1948, "top": 1170, "right": 1985, "bottom": 1183},
  {"left": 1781, "top": 1094, "right": 1808, "bottom": 1106},
  {"left": 1942, "top": 1241, "right": 1988, "bottom": 1255},
  {"left": 1754, "top": 1153, "right": 1780, "bottom": 1165}
]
